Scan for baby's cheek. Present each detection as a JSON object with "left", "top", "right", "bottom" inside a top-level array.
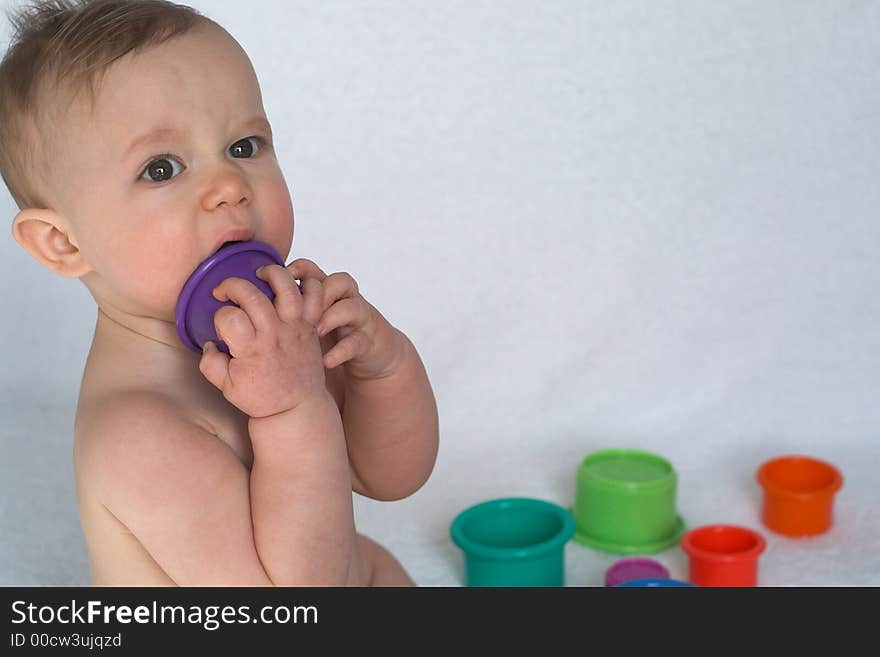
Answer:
[
  {"left": 262, "top": 175, "right": 295, "bottom": 250},
  {"left": 124, "top": 250, "right": 191, "bottom": 320}
]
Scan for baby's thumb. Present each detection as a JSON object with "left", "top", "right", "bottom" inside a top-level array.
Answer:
[{"left": 198, "top": 341, "right": 230, "bottom": 390}]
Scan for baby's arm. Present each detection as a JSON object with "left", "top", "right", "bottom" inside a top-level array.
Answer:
[
  {"left": 286, "top": 260, "right": 439, "bottom": 501},
  {"left": 270, "top": 258, "right": 439, "bottom": 501},
  {"left": 247, "top": 393, "right": 355, "bottom": 584},
  {"left": 330, "top": 327, "right": 439, "bottom": 501},
  {"left": 197, "top": 268, "right": 357, "bottom": 585}
]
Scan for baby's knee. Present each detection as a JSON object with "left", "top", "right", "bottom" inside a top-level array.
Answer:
[{"left": 356, "top": 534, "right": 414, "bottom": 587}]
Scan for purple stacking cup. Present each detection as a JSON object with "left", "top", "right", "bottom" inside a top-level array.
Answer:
[
  {"left": 175, "top": 240, "right": 285, "bottom": 354},
  {"left": 604, "top": 557, "right": 671, "bottom": 587}
]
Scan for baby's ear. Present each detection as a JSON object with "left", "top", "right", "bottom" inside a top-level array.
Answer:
[{"left": 11, "top": 208, "right": 92, "bottom": 278}]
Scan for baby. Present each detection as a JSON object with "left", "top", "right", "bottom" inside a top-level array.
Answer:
[{"left": 1, "top": 0, "right": 439, "bottom": 585}]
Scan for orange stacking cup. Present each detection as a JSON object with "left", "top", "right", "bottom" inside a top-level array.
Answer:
[{"left": 756, "top": 455, "right": 843, "bottom": 537}]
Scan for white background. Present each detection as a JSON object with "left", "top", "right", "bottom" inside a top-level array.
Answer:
[{"left": 1, "top": 0, "right": 878, "bottom": 586}]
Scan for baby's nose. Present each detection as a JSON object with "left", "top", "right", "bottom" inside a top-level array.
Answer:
[{"left": 201, "top": 165, "right": 253, "bottom": 211}]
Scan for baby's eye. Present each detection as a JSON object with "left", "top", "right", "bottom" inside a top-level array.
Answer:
[
  {"left": 140, "top": 155, "right": 184, "bottom": 183},
  {"left": 138, "top": 137, "right": 264, "bottom": 184},
  {"left": 229, "top": 137, "right": 262, "bottom": 159}
]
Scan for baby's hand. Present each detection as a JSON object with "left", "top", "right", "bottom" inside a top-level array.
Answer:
[
  {"left": 288, "top": 259, "right": 404, "bottom": 380},
  {"left": 198, "top": 265, "right": 328, "bottom": 418}
]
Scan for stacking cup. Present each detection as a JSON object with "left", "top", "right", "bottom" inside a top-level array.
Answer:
[
  {"left": 175, "top": 240, "right": 285, "bottom": 354},
  {"left": 756, "top": 455, "right": 843, "bottom": 537},
  {"left": 572, "top": 449, "right": 684, "bottom": 554},
  {"left": 604, "top": 557, "right": 670, "bottom": 587},
  {"left": 615, "top": 578, "right": 696, "bottom": 587},
  {"left": 680, "top": 525, "right": 766, "bottom": 587},
  {"left": 450, "top": 498, "right": 575, "bottom": 587}
]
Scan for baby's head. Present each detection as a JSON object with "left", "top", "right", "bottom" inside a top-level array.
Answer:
[{"left": 1, "top": 0, "right": 294, "bottom": 328}]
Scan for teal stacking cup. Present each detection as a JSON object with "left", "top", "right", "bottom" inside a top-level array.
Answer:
[
  {"left": 450, "top": 498, "right": 575, "bottom": 587},
  {"left": 572, "top": 449, "right": 685, "bottom": 554}
]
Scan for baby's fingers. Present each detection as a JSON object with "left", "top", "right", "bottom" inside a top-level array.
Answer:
[
  {"left": 213, "top": 305, "right": 257, "bottom": 358},
  {"left": 198, "top": 341, "right": 231, "bottom": 391},
  {"left": 300, "top": 277, "right": 325, "bottom": 326},
  {"left": 317, "top": 297, "right": 370, "bottom": 337},
  {"left": 256, "top": 264, "right": 303, "bottom": 324},
  {"left": 287, "top": 258, "right": 327, "bottom": 283},
  {"left": 212, "top": 277, "right": 277, "bottom": 337},
  {"left": 321, "top": 272, "right": 359, "bottom": 312},
  {"left": 323, "top": 330, "right": 370, "bottom": 369}
]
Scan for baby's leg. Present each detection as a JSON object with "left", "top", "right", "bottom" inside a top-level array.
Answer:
[{"left": 357, "top": 534, "right": 414, "bottom": 587}]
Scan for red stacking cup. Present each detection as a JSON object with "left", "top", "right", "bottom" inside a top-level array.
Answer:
[
  {"left": 756, "top": 455, "right": 843, "bottom": 537},
  {"left": 680, "top": 525, "right": 766, "bottom": 587}
]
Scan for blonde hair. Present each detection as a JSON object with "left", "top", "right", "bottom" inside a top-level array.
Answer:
[{"left": 0, "top": 0, "right": 214, "bottom": 210}]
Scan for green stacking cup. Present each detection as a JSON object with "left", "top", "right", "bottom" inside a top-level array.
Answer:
[
  {"left": 572, "top": 449, "right": 685, "bottom": 554},
  {"left": 450, "top": 498, "right": 575, "bottom": 587}
]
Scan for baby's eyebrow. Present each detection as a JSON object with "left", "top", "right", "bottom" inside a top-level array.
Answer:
[{"left": 123, "top": 116, "right": 272, "bottom": 159}]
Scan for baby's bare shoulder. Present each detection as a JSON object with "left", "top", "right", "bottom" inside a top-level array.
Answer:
[
  {"left": 75, "top": 390, "right": 231, "bottom": 499},
  {"left": 76, "top": 388, "right": 206, "bottom": 448},
  {"left": 73, "top": 390, "right": 272, "bottom": 585}
]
